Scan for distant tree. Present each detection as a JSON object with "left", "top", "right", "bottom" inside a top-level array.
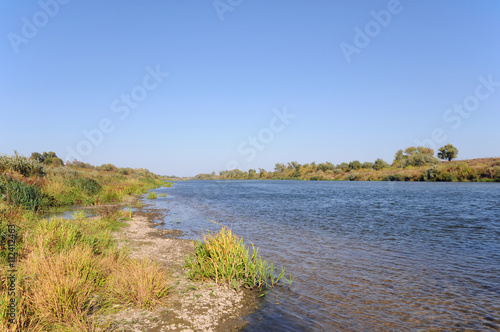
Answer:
[
  {"left": 393, "top": 149, "right": 405, "bottom": 166},
  {"left": 318, "top": 162, "right": 335, "bottom": 172},
  {"left": 393, "top": 146, "right": 440, "bottom": 167},
  {"left": 42, "top": 151, "right": 57, "bottom": 160},
  {"left": 30, "top": 152, "right": 44, "bottom": 163},
  {"left": 348, "top": 160, "right": 361, "bottom": 170},
  {"left": 373, "top": 158, "right": 389, "bottom": 170},
  {"left": 404, "top": 147, "right": 418, "bottom": 155},
  {"left": 258, "top": 168, "right": 267, "bottom": 178},
  {"left": 43, "top": 157, "right": 64, "bottom": 166},
  {"left": 100, "top": 163, "right": 118, "bottom": 172},
  {"left": 274, "top": 163, "right": 286, "bottom": 173},
  {"left": 361, "top": 162, "right": 373, "bottom": 169},
  {"left": 337, "top": 163, "right": 349, "bottom": 171},
  {"left": 417, "top": 146, "right": 434, "bottom": 156},
  {"left": 248, "top": 169, "right": 256, "bottom": 178},
  {"left": 438, "top": 144, "right": 458, "bottom": 161},
  {"left": 287, "top": 161, "right": 301, "bottom": 170}
]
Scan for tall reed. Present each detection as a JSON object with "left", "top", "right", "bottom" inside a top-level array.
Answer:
[{"left": 185, "top": 227, "right": 291, "bottom": 290}]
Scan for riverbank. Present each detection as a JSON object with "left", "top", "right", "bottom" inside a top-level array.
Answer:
[
  {"left": 105, "top": 202, "right": 258, "bottom": 331},
  {"left": 0, "top": 153, "right": 259, "bottom": 331},
  {"left": 194, "top": 157, "right": 500, "bottom": 182}
]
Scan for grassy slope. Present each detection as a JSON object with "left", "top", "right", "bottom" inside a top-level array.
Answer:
[{"left": 0, "top": 155, "right": 171, "bottom": 331}]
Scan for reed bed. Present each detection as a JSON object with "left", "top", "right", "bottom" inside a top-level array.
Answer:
[{"left": 185, "top": 227, "right": 292, "bottom": 290}]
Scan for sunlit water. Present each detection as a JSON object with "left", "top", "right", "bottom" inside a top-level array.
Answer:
[{"left": 146, "top": 181, "right": 500, "bottom": 331}]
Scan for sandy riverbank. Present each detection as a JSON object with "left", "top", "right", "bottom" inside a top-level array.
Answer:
[{"left": 105, "top": 205, "right": 258, "bottom": 331}]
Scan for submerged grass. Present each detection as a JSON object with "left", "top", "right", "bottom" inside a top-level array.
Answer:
[
  {"left": 146, "top": 192, "right": 157, "bottom": 199},
  {"left": 185, "top": 227, "right": 292, "bottom": 290}
]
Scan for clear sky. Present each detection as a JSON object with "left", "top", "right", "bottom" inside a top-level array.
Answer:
[{"left": 1, "top": 0, "right": 499, "bottom": 177}]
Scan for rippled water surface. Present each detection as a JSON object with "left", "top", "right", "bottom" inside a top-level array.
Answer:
[{"left": 148, "top": 181, "right": 500, "bottom": 331}]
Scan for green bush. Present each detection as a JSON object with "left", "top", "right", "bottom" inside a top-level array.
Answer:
[
  {"left": 373, "top": 158, "right": 389, "bottom": 170},
  {"left": 348, "top": 161, "right": 362, "bottom": 170},
  {"left": 346, "top": 172, "right": 362, "bottom": 181},
  {"left": 382, "top": 174, "right": 404, "bottom": 181},
  {"left": 0, "top": 153, "right": 45, "bottom": 177},
  {"left": 69, "top": 178, "right": 102, "bottom": 195},
  {"left": 0, "top": 176, "right": 45, "bottom": 211},
  {"left": 361, "top": 162, "right": 373, "bottom": 169}
]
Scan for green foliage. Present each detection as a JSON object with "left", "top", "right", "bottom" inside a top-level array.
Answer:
[
  {"left": 317, "top": 162, "right": 335, "bottom": 172},
  {"left": 423, "top": 165, "right": 457, "bottom": 181},
  {"left": 373, "top": 158, "right": 389, "bottom": 170},
  {"left": 147, "top": 192, "right": 157, "bottom": 199},
  {"left": 337, "top": 162, "right": 349, "bottom": 171},
  {"left": 361, "top": 162, "right": 373, "bottom": 169},
  {"left": 69, "top": 178, "right": 102, "bottom": 195},
  {"left": 118, "top": 167, "right": 133, "bottom": 175},
  {"left": 393, "top": 146, "right": 440, "bottom": 168},
  {"left": 0, "top": 152, "right": 45, "bottom": 177},
  {"left": 348, "top": 160, "right": 361, "bottom": 170},
  {"left": 0, "top": 176, "right": 45, "bottom": 211},
  {"left": 43, "top": 157, "right": 64, "bottom": 166},
  {"left": 274, "top": 163, "right": 286, "bottom": 172},
  {"left": 382, "top": 174, "right": 404, "bottom": 181},
  {"left": 100, "top": 163, "right": 118, "bottom": 172},
  {"left": 346, "top": 172, "right": 362, "bottom": 181},
  {"left": 185, "top": 227, "right": 291, "bottom": 290},
  {"left": 438, "top": 144, "right": 458, "bottom": 161}
]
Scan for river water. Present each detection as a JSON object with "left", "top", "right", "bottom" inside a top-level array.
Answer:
[{"left": 146, "top": 180, "right": 500, "bottom": 331}]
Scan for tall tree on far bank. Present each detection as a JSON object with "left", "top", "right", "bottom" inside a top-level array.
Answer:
[{"left": 438, "top": 144, "right": 458, "bottom": 161}]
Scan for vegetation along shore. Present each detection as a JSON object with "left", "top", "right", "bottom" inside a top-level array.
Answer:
[
  {"left": 195, "top": 144, "right": 500, "bottom": 182},
  {"left": 0, "top": 152, "right": 290, "bottom": 331}
]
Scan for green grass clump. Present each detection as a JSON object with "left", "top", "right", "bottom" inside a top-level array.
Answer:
[
  {"left": 159, "top": 193, "right": 167, "bottom": 198},
  {"left": 0, "top": 176, "right": 45, "bottom": 211},
  {"left": 185, "top": 227, "right": 291, "bottom": 290},
  {"left": 146, "top": 192, "right": 157, "bottom": 199}
]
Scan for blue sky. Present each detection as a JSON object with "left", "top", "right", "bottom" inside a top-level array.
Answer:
[{"left": 1, "top": 0, "right": 499, "bottom": 177}]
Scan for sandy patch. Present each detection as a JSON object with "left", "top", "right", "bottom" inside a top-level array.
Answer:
[{"left": 105, "top": 206, "right": 257, "bottom": 331}]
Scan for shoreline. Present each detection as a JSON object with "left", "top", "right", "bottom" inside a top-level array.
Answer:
[{"left": 105, "top": 201, "right": 258, "bottom": 331}]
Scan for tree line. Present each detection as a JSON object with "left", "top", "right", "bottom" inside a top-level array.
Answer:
[{"left": 193, "top": 144, "right": 500, "bottom": 182}]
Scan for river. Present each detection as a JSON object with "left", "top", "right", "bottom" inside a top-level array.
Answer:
[{"left": 147, "top": 180, "right": 500, "bottom": 331}]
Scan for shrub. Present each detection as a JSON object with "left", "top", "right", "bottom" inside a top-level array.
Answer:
[
  {"left": 361, "top": 162, "right": 373, "bottom": 169},
  {"left": 69, "top": 178, "right": 102, "bottom": 195},
  {"left": 382, "top": 174, "right": 404, "bottom": 181},
  {"left": 373, "top": 158, "right": 389, "bottom": 170},
  {"left": 0, "top": 176, "right": 45, "bottom": 211},
  {"left": 43, "top": 157, "right": 64, "bottom": 166},
  {"left": 346, "top": 172, "right": 362, "bottom": 181},
  {"left": 100, "top": 163, "right": 118, "bottom": 172},
  {"left": 185, "top": 227, "right": 290, "bottom": 290},
  {"left": 317, "top": 162, "right": 335, "bottom": 172},
  {"left": 0, "top": 153, "right": 45, "bottom": 177},
  {"left": 348, "top": 160, "right": 361, "bottom": 170}
]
